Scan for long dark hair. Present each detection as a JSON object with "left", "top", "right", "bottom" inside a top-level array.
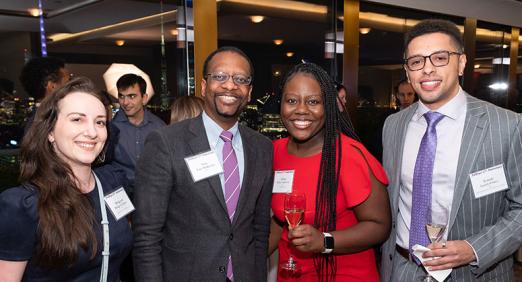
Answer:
[
  {"left": 281, "top": 63, "right": 358, "bottom": 281},
  {"left": 20, "top": 76, "right": 111, "bottom": 268}
]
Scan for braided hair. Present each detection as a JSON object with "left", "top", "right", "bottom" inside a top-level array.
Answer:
[{"left": 281, "top": 63, "right": 358, "bottom": 281}]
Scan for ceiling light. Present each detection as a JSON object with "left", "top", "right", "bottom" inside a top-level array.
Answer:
[
  {"left": 489, "top": 82, "right": 508, "bottom": 90},
  {"left": 115, "top": 40, "right": 125, "bottom": 46},
  {"left": 249, "top": 15, "right": 265, "bottom": 23},
  {"left": 273, "top": 39, "right": 284, "bottom": 46},
  {"left": 492, "top": 57, "right": 510, "bottom": 65},
  {"left": 359, "top": 27, "right": 371, "bottom": 34},
  {"left": 28, "top": 8, "right": 40, "bottom": 17},
  {"left": 274, "top": 70, "right": 281, "bottom": 77},
  {"left": 286, "top": 52, "right": 294, "bottom": 57},
  {"left": 474, "top": 64, "right": 481, "bottom": 69},
  {"left": 170, "top": 29, "right": 178, "bottom": 36}
]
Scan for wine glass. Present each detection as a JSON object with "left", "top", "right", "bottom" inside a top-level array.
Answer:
[
  {"left": 281, "top": 192, "right": 306, "bottom": 273},
  {"left": 422, "top": 204, "right": 449, "bottom": 282}
]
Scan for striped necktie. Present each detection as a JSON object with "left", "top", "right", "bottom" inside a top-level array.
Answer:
[{"left": 220, "top": 130, "right": 240, "bottom": 281}]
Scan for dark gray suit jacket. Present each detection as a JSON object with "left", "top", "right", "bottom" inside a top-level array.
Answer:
[
  {"left": 132, "top": 115, "right": 273, "bottom": 282},
  {"left": 380, "top": 94, "right": 522, "bottom": 281}
]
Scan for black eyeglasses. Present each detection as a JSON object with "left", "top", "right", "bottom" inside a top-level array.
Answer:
[
  {"left": 404, "top": 50, "right": 462, "bottom": 71},
  {"left": 205, "top": 72, "right": 252, "bottom": 86}
]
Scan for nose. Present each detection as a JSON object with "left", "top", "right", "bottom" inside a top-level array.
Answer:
[
  {"left": 220, "top": 77, "right": 238, "bottom": 90},
  {"left": 422, "top": 58, "right": 435, "bottom": 74},
  {"left": 84, "top": 122, "right": 98, "bottom": 138},
  {"left": 294, "top": 101, "right": 309, "bottom": 114}
]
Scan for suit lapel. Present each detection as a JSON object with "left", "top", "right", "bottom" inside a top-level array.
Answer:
[
  {"left": 391, "top": 105, "right": 417, "bottom": 216},
  {"left": 187, "top": 116, "right": 229, "bottom": 215},
  {"left": 448, "top": 95, "right": 488, "bottom": 231},
  {"left": 231, "top": 125, "right": 255, "bottom": 225}
]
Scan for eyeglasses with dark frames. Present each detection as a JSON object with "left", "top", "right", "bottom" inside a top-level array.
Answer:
[
  {"left": 404, "top": 50, "right": 462, "bottom": 71},
  {"left": 205, "top": 72, "right": 252, "bottom": 86}
]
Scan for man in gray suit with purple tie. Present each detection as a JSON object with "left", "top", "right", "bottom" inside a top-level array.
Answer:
[
  {"left": 380, "top": 19, "right": 522, "bottom": 281},
  {"left": 132, "top": 46, "right": 273, "bottom": 282}
]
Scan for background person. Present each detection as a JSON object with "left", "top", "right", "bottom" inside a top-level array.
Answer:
[
  {"left": 0, "top": 77, "right": 133, "bottom": 282},
  {"left": 132, "top": 46, "right": 273, "bottom": 282},
  {"left": 110, "top": 73, "right": 166, "bottom": 198},
  {"left": 394, "top": 79, "right": 417, "bottom": 110},
  {"left": 269, "top": 62, "right": 391, "bottom": 281},
  {"left": 170, "top": 95, "right": 204, "bottom": 124},
  {"left": 19, "top": 56, "right": 70, "bottom": 134},
  {"left": 380, "top": 19, "right": 522, "bottom": 281}
]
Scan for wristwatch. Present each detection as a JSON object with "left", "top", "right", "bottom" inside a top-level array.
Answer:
[{"left": 322, "top": 232, "right": 334, "bottom": 254}]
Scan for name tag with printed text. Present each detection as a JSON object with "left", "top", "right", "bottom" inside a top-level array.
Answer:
[
  {"left": 185, "top": 150, "right": 223, "bottom": 182},
  {"left": 104, "top": 187, "right": 135, "bottom": 221},
  {"left": 272, "top": 170, "right": 295, "bottom": 193},
  {"left": 470, "top": 164, "right": 509, "bottom": 198}
]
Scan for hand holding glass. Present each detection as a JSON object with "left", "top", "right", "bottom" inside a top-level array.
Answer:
[
  {"left": 281, "top": 192, "right": 306, "bottom": 272},
  {"left": 422, "top": 205, "right": 449, "bottom": 282}
]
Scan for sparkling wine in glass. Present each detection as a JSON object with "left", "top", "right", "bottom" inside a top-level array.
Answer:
[
  {"left": 281, "top": 192, "right": 306, "bottom": 273},
  {"left": 422, "top": 205, "right": 449, "bottom": 282}
]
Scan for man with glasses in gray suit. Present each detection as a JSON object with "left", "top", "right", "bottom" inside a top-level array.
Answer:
[
  {"left": 132, "top": 46, "right": 273, "bottom": 282},
  {"left": 380, "top": 19, "right": 522, "bottom": 281}
]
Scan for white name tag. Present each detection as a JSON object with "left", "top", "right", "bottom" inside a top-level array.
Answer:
[
  {"left": 104, "top": 187, "right": 135, "bottom": 221},
  {"left": 272, "top": 170, "right": 294, "bottom": 193},
  {"left": 184, "top": 150, "right": 223, "bottom": 182},
  {"left": 470, "top": 164, "right": 509, "bottom": 198}
]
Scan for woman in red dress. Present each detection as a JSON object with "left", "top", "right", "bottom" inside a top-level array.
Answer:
[{"left": 269, "top": 63, "right": 391, "bottom": 281}]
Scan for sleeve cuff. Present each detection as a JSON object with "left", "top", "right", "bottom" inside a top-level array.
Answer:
[{"left": 464, "top": 240, "right": 479, "bottom": 266}]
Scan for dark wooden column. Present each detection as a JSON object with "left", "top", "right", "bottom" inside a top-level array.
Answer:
[
  {"left": 193, "top": 0, "right": 217, "bottom": 97},
  {"left": 508, "top": 27, "right": 519, "bottom": 110},
  {"left": 463, "top": 18, "right": 477, "bottom": 94},
  {"left": 343, "top": 0, "right": 359, "bottom": 123}
]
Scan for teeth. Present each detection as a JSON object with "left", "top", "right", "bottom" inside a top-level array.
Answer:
[
  {"left": 77, "top": 142, "right": 95, "bottom": 149},
  {"left": 219, "top": 96, "right": 237, "bottom": 103},
  {"left": 421, "top": 81, "right": 439, "bottom": 86},
  {"left": 293, "top": 120, "right": 312, "bottom": 128}
]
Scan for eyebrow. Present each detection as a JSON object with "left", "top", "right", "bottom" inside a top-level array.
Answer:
[{"left": 67, "top": 112, "right": 107, "bottom": 118}]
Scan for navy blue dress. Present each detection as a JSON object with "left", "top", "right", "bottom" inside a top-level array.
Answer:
[{"left": 0, "top": 166, "right": 133, "bottom": 282}]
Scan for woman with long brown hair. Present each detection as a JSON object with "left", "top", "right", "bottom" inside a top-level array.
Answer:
[
  {"left": 269, "top": 63, "right": 391, "bottom": 281},
  {"left": 0, "top": 77, "right": 133, "bottom": 281}
]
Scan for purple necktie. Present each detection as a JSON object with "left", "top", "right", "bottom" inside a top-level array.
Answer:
[
  {"left": 409, "top": 111, "right": 444, "bottom": 262},
  {"left": 220, "top": 131, "right": 240, "bottom": 281}
]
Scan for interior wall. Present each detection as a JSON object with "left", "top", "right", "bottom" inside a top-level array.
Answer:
[{"left": 367, "top": 0, "right": 522, "bottom": 28}]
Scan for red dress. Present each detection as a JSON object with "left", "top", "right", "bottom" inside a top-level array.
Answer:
[{"left": 272, "top": 135, "right": 388, "bottom": 281}]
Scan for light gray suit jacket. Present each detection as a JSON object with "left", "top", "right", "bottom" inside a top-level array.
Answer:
[
  {"left": 380, "top": 93, "right": 522, "bottom": 281},
  {"left": 132, "top": 115, "right": 273, "bottom": 282}
]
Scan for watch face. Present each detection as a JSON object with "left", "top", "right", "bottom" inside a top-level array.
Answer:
[{"left": 325, "top": 235, "right": 334, "bottom": 249}]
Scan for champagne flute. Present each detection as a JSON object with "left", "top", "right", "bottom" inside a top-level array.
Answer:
[
  {"left": 281, "top": 192, "right": 306, "bottom": 273},
  {"left": 422, "top": 204, "right": 449, "bottom": 282}
]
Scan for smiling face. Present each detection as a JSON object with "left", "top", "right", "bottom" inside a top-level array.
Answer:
[
  {"left": 48, "top": 92, "right": 108, "bottom": 171},
  {"left": 118, "top": 83, "right": 147, "bottom": 123},
  {"left": 201, "top": 51, "right": 252, "bottom": 129},
  {"left": 281, "top": 73, "right": 325, "bottom": 146},
  {"left": 405, "top": 32, "right": 466, "bottom": 110}
]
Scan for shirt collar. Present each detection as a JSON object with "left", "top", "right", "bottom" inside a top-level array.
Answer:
[
  {"left": 413, "top": 86, "right": 467, "bottom": 121},
  {"left": 113, "top": 108, "right": 151, "bottom": 126},
  {"left": 202, "top": 111, "right": 240, "bottom": 147}
]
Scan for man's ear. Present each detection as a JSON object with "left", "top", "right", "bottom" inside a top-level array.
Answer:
[
  {"left": 201, "top": 78, "right": 207, "bottom": 97},
  {"left": 142, "top": 93, "right": 149, "bottom": 105}
]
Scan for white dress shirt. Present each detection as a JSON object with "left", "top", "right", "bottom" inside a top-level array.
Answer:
[
  {"left": 396, "top": 88, "right": 467, "bottom": 249},
  {"left": 202, "top": 111, "right": 245, "bottom": 195}
]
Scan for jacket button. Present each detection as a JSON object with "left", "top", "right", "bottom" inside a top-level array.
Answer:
[
  {"left": 389, "top": 254, "right": 393, "bottom": 260},
  {"left": 219, "top": 266, "right": 225, "bottom": 273},
  {"left": 229, "top": 234, "right": 233, "bottom": 240}
]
